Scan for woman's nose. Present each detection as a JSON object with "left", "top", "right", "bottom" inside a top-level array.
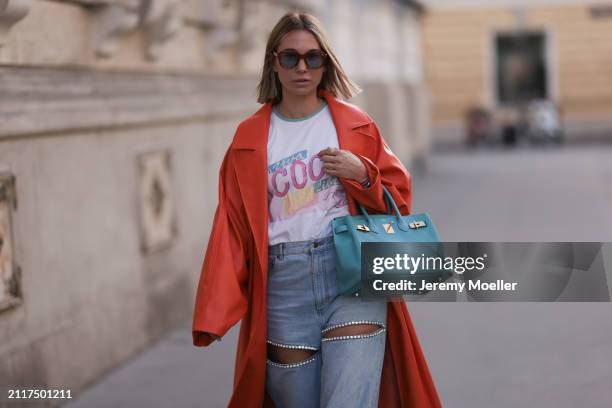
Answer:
[{"left": 296, "top": 58, "right": 308, "bottom": 72}]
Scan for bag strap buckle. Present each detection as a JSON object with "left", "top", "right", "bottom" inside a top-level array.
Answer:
[{"left": 409, "top": 220, "right": 427, "bottom": 229}]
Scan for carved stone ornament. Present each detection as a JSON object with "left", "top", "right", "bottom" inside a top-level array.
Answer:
[
  {"left": 79, "top": 0, "right": 182, "bottom": 60},
  {"left": 140, "top": 0, "right": 182, "bottom": 60},
  {"left": 0, "top": 172, "right": 21, "bottom": 312},
  {"left": 185, "top": 0, "right": 222, "bottom": 28},
  {"left": 202, "top": 0, "right": 257, "bottom": 61},
  {"left": 137, "top": 150, "right": 177, "bottom": 254},
  {"left": 72, "top": 0, "right": 255, "bottom": 61},
  {"left": 89, "top": 0, "right": 141, "bottom": 58},
  {"left": 0, "top": 0, "right": 31, "bottom": 47}
]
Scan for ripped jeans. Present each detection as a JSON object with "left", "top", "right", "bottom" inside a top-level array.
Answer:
[{"left": 265, "top": 234, "right": 387, "bottom": 408}]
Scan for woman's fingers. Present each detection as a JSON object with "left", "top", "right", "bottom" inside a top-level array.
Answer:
[
  {"left": 318, "top": 148, "right": 365, "bottom": 181},
  {"left": 322, "top": 162, "right": 344, "bottom": 178},
  {"left": 319, "top": 155, "right": 342, "bottom": 163},
  {"left": 318, "top": 146, "right": 338, "bottom": 155},
  {"left": 318, "top": 147, "right": 344, "bottom": 162},
  {"left": 322, "top": 159, "right": 343, "bottom": 169},
  {"left": 323, "top": 169, "right": 340, "bottom": 177},
  {"left": 322, "top": 163, "right": 336, "bottom": 169}
]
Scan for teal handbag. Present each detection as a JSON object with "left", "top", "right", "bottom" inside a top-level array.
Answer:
[{"left": 331, "top": 185, "right": 449, "bottom": 296}]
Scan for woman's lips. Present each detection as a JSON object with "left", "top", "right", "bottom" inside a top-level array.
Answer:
[{"left": 293, "top": 79, "right": 310, "bottom": 86}]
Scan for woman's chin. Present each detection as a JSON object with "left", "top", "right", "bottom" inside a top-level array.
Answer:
[{"left": 284, "top": 85, "right": 317, "bottom": 98}]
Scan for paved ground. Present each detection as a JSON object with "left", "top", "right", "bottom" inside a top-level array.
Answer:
[{"left": 67, "top": 143, "right": 612, "bottom": 408}]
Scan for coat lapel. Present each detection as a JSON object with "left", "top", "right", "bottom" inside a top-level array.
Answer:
[
  {"left": 230, "top": 103, "right": 271, "bottom": 275},
  {"left": 231, "top": 89, "right": 375, "bottom": 275}
]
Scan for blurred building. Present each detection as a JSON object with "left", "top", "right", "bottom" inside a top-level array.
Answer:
[
  {"left": 0, "top": 0, "right": 427, "bottom": 395},
  {"left": 423, "top": 0, "right": 612, "bottom": 145}
]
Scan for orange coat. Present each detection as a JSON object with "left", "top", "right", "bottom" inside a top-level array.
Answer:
[{"left": 192, "top": 89, "right": 443, "bottom": 408}]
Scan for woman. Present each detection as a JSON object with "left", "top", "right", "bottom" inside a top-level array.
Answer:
[{"left": 192, "top": 11, "right": 442, "bottom": 408}]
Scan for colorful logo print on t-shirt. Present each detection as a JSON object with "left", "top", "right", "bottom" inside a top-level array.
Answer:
[{"left": 268, "top": 149, "right": 347, "bottom": 217}]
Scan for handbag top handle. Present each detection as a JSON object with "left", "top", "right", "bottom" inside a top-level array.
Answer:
[{"left": 355, "top": 185, "right": 409, "bottom": 231}]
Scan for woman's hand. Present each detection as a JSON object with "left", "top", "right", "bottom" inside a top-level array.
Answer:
[{"left": 318, "top": 147, "right": 368, "bottom": 182}]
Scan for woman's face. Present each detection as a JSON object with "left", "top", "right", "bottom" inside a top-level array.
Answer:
[{"left": 273, "top": 30, "right": 326, "bottom": 99}]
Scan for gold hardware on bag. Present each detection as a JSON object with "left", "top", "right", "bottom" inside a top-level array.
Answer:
[
  {"left": 409, "top": 220, "right": 427, "bottom": 229},
  {"left": 383, "top": 223, "right": 395, "bottom": 233},
  {"left": 356, "top": 224, "right": 370, "bottom": 232}
]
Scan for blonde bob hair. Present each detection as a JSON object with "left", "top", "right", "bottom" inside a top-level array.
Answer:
[{"left": 256, "top": 11, "right": 362, "bottom": 104}]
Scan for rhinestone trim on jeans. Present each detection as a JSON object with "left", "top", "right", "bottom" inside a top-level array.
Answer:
[
  {"left": 321, "top": 327, "right": 386, "bottom": 342},
  {"left": 321, "top": 320, "right": 386, "bottom": 335},
  {"left": 266, "top": 353, "right": 319, "bottom": 369},
  {"left": 266, "top": 339, "right": 318, "bottom": 351}
]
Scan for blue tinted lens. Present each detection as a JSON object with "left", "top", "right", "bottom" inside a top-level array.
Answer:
[
  {"left": 280, "top": 52, "right": 299, "bottom": 68},
  {"left": 305, "top": 52, "right": 324, "bottom": 68}
]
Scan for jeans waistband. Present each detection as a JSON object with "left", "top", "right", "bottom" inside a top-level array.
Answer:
[{"left": 268, "top": 235, "right": 334, "bottom": 256}]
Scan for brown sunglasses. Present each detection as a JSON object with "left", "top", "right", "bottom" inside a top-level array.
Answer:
[{"left": 273, "top": 49, "right": 328, "bottom": 69}]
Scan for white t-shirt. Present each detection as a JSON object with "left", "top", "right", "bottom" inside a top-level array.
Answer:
[{"left": 267, "top": 100, "right": 350, "bottom": 245}]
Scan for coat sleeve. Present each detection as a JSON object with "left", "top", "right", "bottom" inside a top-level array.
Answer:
[
  {"left": 192, "top": 147, "right": 251, "bottom": 347},
  {"left": 340, "top": 120, "right": 413, "bottom": 216}
]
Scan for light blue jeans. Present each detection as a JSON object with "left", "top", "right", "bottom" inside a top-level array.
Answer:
[{"left": 265, "top": 234, "right": 387, "bottom": 408}]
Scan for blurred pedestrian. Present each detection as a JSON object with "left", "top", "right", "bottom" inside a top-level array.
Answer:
[{"left": 465, "top": 106, "right": 492, "bottom": 147}]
